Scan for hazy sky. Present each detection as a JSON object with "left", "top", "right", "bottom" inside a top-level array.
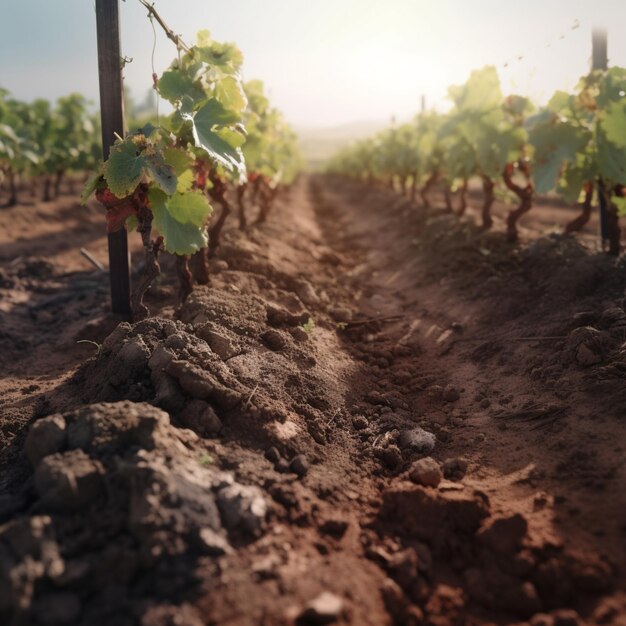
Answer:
[{"left": 1, "top": 0, "right": 626, "bottom": 128}]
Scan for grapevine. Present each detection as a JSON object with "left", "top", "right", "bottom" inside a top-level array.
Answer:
[
  {"left": 329, "top": 65, "right": 626, "bottom": 250},
  {"left": 81, "top": 3, "right": 300, "bottom": 318}
]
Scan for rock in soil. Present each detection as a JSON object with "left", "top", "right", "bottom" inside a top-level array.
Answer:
[
  {"left": 408, "top": 457, "right": 442, "bottom": 488},
  {"left": 298, "top": 591, "right": 344, "bottom": 624},
  {"left": 397, "top": 427, "right": 436, "bottom": 456},
  {"left": 290, "top": 454, "right": 309, "bottom": 477},
  {"left": 216, "top": 483, "right": 268, "bottom": 537},
  {"left": 442, "top": 458, "right": 468, "bottom": 481},
  {"left": 265, "top": 446, "right": 282, "bottom": 464}
]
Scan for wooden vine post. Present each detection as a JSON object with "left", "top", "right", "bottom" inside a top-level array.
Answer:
[
  {"left": 591, "top": 27, "right": 615, "bottom": 254},
  {"left": 95, "top": 0, "right": 132, "bottom": 316}
]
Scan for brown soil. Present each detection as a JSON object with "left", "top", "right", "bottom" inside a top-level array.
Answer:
[{"left": 0, "top": 177, "right": 625, "bottom": 626}]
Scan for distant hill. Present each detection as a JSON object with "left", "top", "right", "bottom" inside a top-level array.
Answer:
[{"left": 296, "top": 120, "right": 389, "bottom": 169}]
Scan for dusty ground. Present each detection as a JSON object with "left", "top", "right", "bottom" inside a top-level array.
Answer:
[{"left": 0, "top": 177, "right": 625, "bottom": 626}]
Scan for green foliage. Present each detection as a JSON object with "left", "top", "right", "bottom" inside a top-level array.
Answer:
[
  {"left": 148, "top": 187, "right": 211, "bottom": 255},
  {"left": 242, "top": 80, "right": 301, "bottom": 186},
  {"left": 0, "top": 89, "right": 100, "bottom": 187},
  {"left": 82, "top": 30, "right": 249, "bottom": 255},
  {"left": 329, "top": 63, "right": 626, "bottom": 213},
  {"left": 80, "top": 27, "right": 299, "bottom": 260}
]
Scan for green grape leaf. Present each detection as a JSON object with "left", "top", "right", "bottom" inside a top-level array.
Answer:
[
  {"left": 187, "top": 112, "right": 245, "bottom": 171},
  {"left": 595, "top": 67, "right": 626, "bottom": 108},
  {"left": 166, "top": 191, "right": 212, "bottom": 226},
  {"left": 168, "top": 110, "right": 186, "bottom": 133},
  {"left": 177, "top": 169, "right": 195, "bottom": 193},
  {"left": 215, "top": 77, "right": 247, "bottom": 114},
  {"left": 104, "top": 139, "right": 146, "bottom": 197},
  {"left": 448, "top": 66, "right": 502, "bottom": 112},
  {"left": 196, "top": 40, "right": 244, "bottom": 74},
  {"left": 215, "top": 126, "right": 246, "bottom": 148},
  {"left": 148, "top": 188, "right": 208, "bottom": 255},
  {"left": 529, "top": 121, "right": 590, "bottom": 194},
  {"left": 158, "top": 69, "right": 204, "bottom": 105},
  {"left": 547, "top": 91, "right": 572, "bottom": 114},
  {"left": 559, "top": 165, "right": 588, "bottom": 204},
  {"left": 597, "top": 131, "right": 626, "bottom": 183},
  {"left": 128, "top": 123, "right": 158, "bottom": 138},
  {"left": 163, "top": 146, "right": 194, "bottom": 175},
  {"left": 144, "top": 152, "right": 177, "bottom": 195},
  {"left": 81, "top": 172, "right": 103, "bottom": 205},
  {"left": 599, "top": 101, "right": 626, "bottom": 148},
  {"left": 194, "top": 97, "right": 241, "bottom": 127}
]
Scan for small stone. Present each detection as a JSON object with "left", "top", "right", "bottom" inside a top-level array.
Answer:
[
  {"left": 408, "top": 457, "right": 442, "bottom": 488},
  {"left": 442, "top": 458, "right": 468, "bottom": 481},
  {"left": 265, "top": 447, "right": 281, "bottom": 464},
  {"left": 290, "top": 454, "right": 309, "bottom": 477},
  {"left": 451, "top": 322, "right": 464, "bottom": 333},
  {"left": 442, "top": 384, "right": 460, "bottom": 402},
  {"left": 261, "top": 329, "right": 288, "bottom": 351},
  {"left": 479, "top": 397, "right": 491, "bottom": 409},
  {"left": 397, "top": 427, "right": 436, "bottom": 456},
  {"left": 25, "top": 414, "right": 67, "bottom": 467},
  {"left": 217, "top": 484, "right": 267, "bottom": 536},
  {"left": 299, "top": 591, "right": 343, "bottom": 624}
]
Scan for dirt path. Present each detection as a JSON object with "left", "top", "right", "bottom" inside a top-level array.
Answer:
[{"left": 0, "top": 176, "right": 625, "bottom": 625}]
